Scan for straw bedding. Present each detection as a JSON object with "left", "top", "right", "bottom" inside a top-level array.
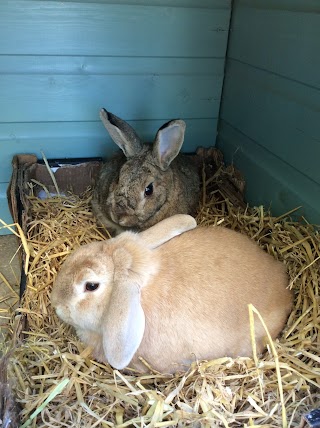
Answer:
[{"left": 2, "top": 169, "right": 320, "bottom": 427}]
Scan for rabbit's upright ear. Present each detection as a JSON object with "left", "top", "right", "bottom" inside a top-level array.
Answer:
[
  {"left": 102, "top": 252, "right": 145, "bottom": 369},
  {"left": 153, "top": 120, "right": 186, "bottom": 171},
  {"left": 139, "top": 214, "right": 197, "bottom": 249},
  {"left": 100, "top": 108, "right": 143, "bottom": 158}
]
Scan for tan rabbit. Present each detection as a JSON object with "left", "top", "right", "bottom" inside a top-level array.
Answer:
[
  {"left": 51, "top": 215, "right": 292, "bottom": 374},
  {"left": 91, "top": 109, "right": 200, "bottom": 235}
]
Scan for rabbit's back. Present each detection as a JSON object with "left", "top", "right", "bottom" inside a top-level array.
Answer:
[{"left": 136, "top": 226, "right": 292, "bottom": 372}]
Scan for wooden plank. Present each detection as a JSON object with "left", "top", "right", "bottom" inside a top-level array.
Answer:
[
  {"left": 46, "top": 0, "right": 231, "bottom": 7},
  {"left": 228, "top": 4, "right": 320, "bottom": 88},
  {"left": 0, "top": 74, "right": 222, "bottom": 122},
  {"left": 0, "top": 2, "right": 230, "bottom": 57},
  {"left": 0, "top": 56, "right": 224, "bottom": 75},
  {"left": 236, "top": 0, "right": 320, "bottom": 12},
  {"left": 220, "top": 60, "right": 320, "bottom": 185},
  {"left": 217, "top": 122, "right": 320, "bottom": 224},
  {"left": 0, "top": 0, "right": 231, "bottom": 233},
  {"left": 0, "top": 118, "right": 218, "bottom": 182}
]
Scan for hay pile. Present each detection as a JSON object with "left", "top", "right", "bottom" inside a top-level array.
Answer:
[{"left": 3, "top": 179, "right": 320, "bottom": 427}]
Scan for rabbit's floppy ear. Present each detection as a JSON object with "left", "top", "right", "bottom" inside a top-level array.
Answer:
[
  {"left": 139, "top": 214, "right": 197, "bottom": 249},
  {"left": 102, "top": 248, "right": 145, "bottom": 370},
  {"left": 100, "top": 108, "right": 143, "bottom": 158},
  {"left": 153, "top": 119, "right": 186, "bottom": 171}
]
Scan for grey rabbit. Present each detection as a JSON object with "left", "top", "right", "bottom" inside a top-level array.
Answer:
[{"left": 92, "top": 109, "right": 200, "bottom": 234}]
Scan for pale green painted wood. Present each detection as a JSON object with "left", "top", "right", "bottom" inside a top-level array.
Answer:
[
  {"left": 0, "top": 2, "right": 230, "bottom": 57},
  {"left": 221, "top": 60, "right": 320, "bottom": 184},
  {"left": 45, "top": 0, "right": 231, "bottom": 6},
  {"left": 236, "top": 0, "right": 320, "bottom": 12},
  {"left": 217, "top": 0, "right": 320, "bottom": 223},
  {"left": 218, "top": 122, "right": 320, "bottom": 224},
  {"left": 0, "top": 1, "right": 231, "bottom": 229},
  {"left": 0, "top": 56, "right": 224, "bottom": 76},
  {"left": 227, "top": 4, "right": 320, "bottom": 88},
  {"left": 0, "top": 119, "right": 218, "bottom": 183},
  {"left": 0, "top": 74, "right": 222, "bottom": 122}
]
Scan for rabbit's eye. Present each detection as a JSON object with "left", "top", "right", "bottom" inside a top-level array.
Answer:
[
  {"left": 144, "top": 183, "right": 153, "bottom": 197},
  {"left": 85, "top": 282, "right": 100, "bottom": 292}
]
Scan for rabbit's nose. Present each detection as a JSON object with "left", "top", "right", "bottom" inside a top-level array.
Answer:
[
  {"left": 116, "top": 200, "right": 126, "bottom": 210},
  {"left": 116, "top": 198, "right": 137, "bottom": 212},
  {"left": 115, "top": 201, "right": 127, "bottom": 216}
]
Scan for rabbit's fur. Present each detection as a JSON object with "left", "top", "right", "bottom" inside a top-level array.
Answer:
[
  {"left": 91, "top": 109, "right": 200, "bottom": 235},
  {"left": 51, "top": 215, "right": 292, "bottom": 374}
]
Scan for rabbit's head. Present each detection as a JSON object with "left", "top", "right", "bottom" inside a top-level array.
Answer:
[{"left": 93, "top": 109, "right": 199, "bottom": 232}]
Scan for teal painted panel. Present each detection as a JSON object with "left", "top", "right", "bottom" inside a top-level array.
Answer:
[
  {"left": 0, "top": 0, "right": 231, "bottom": 234},
  {"left": 236, "top": 0, "right": 320, "bottom": 13},
  {"left": 217, "top": 122, "right": 320, "bottom": 224},
  {"left": 220, "top": 60, "right": 320, "bottom": 185},
  {"left": 228, "top": 4, "right": 320, "bottom": 88},
  {"left": 0, "top": 74, "right": 221, "bottom": 122},
  {"left": 0, "top": 119, "right": 218, "bottom": 182},
  {"left": 0, "top": 56, "right": 224, "bottom": 76},
  {"left": 46, "top": 0, "right": 231, "bottom": 7},
  {"left": 0, "top": 2, "right": 230, "bottom": 57},
  {"left": 217, "top": 0, "right": 320, "bottom": 223}
]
